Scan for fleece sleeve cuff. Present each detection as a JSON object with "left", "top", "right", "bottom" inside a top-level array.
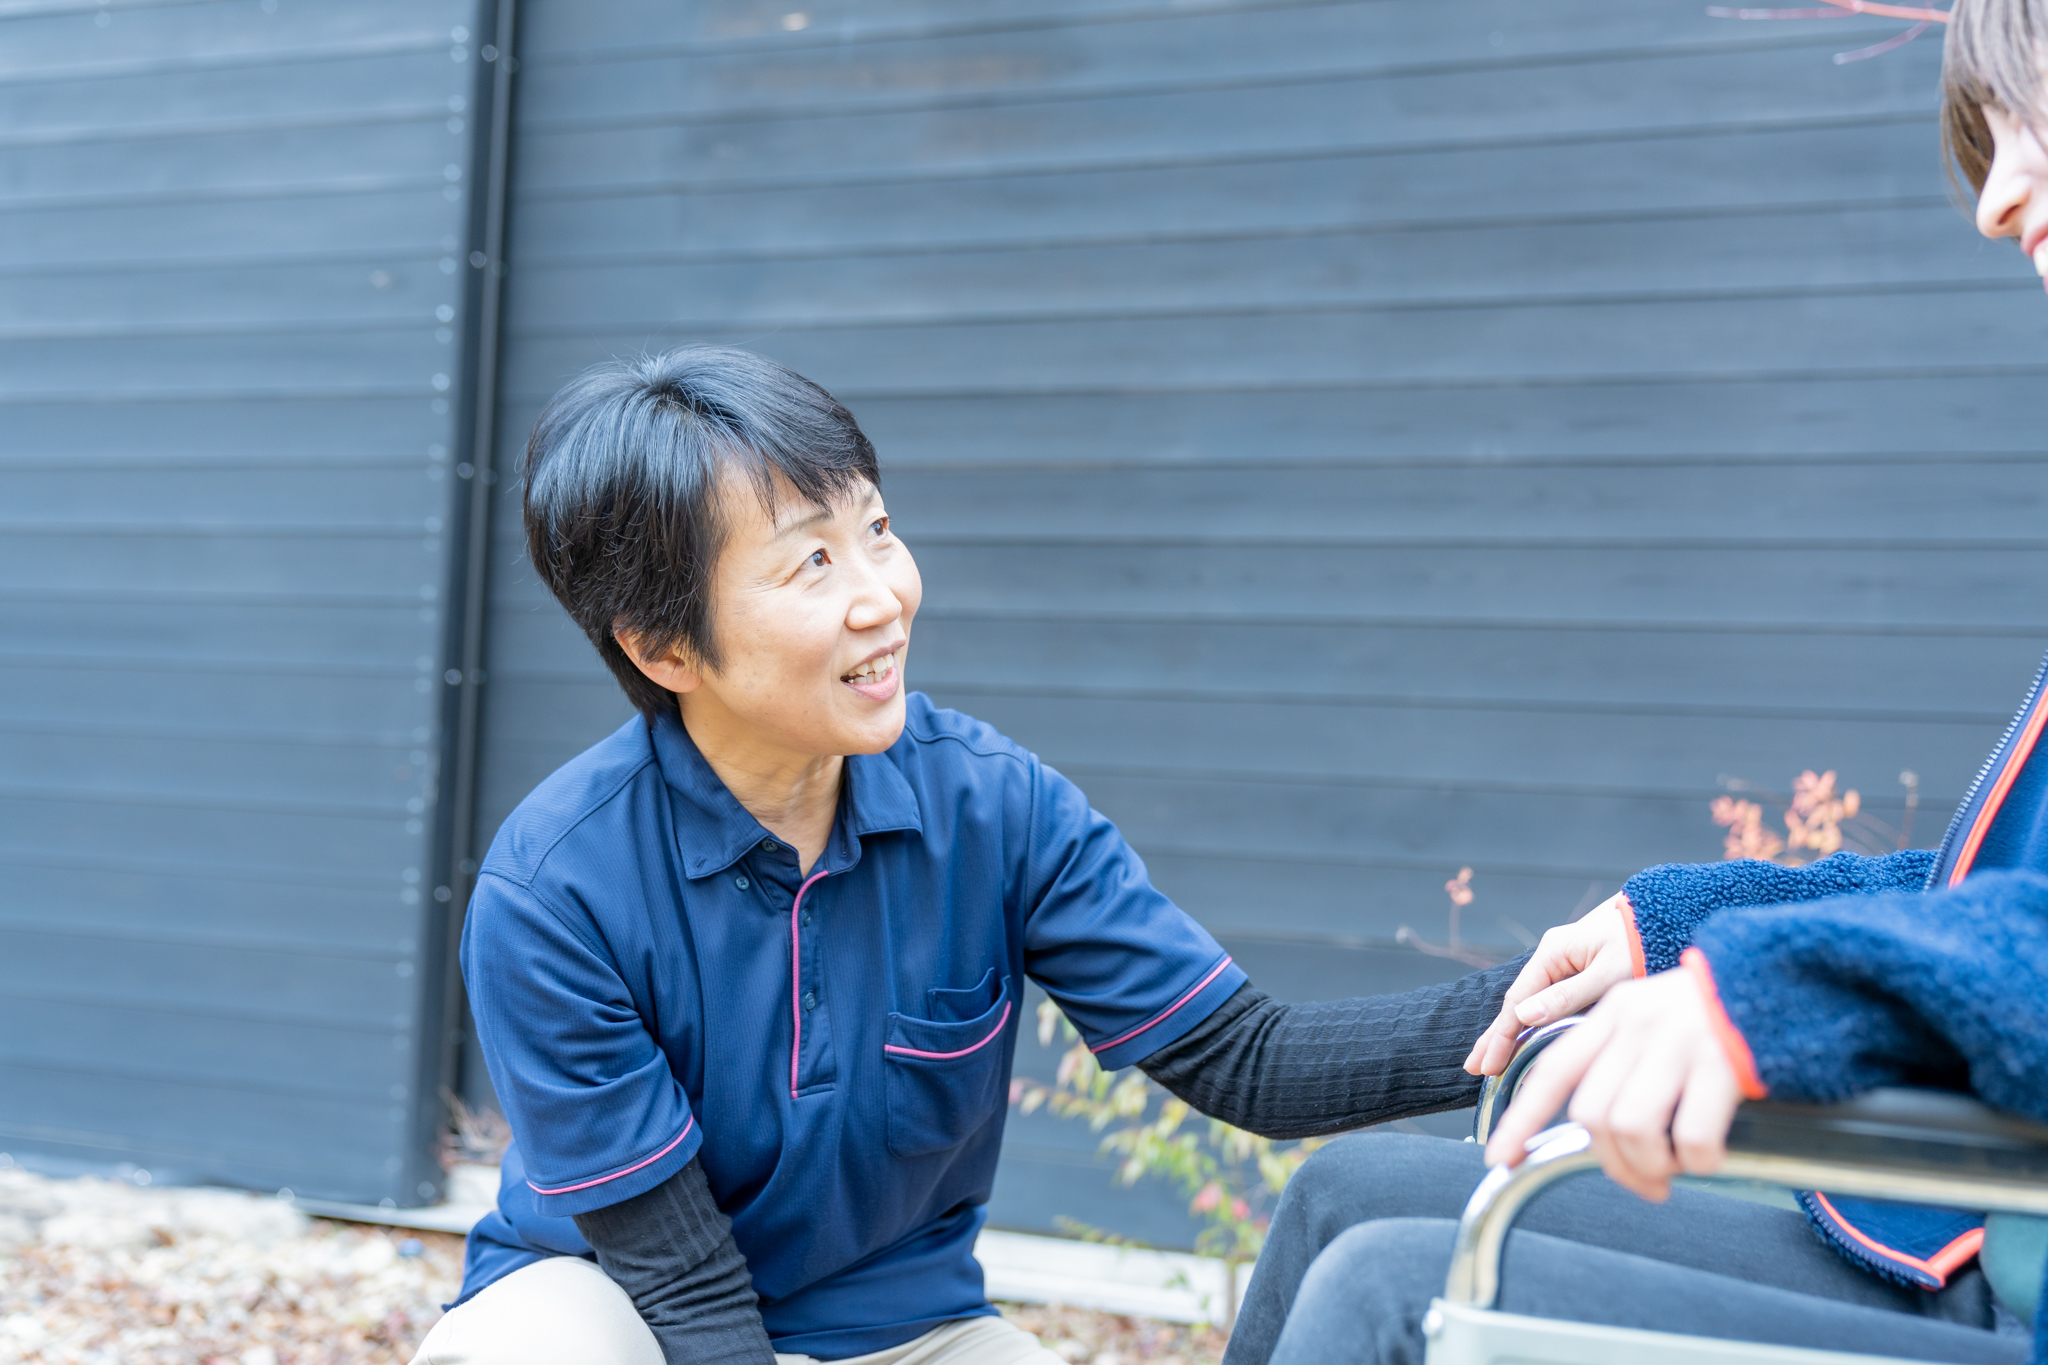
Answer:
[
  {"left": 1624, "top": 849, "right": 1935, "bottom": 974},
  {"left": 1617, "top": 893, "right": 1647, "bottom": 979},
  {"left": 1682, "top": 947, "right": 1768, "bottom": 1101}
]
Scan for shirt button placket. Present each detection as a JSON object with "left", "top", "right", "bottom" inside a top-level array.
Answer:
[
  {"left": 791, "top": 872, "right": 830, "bottom": 1096},
  {"left": 799, "top": 892, "right": 817, "bottom": 1029}
]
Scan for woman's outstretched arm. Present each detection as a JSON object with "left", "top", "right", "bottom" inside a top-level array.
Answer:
[{"left": 1136, "top": 956, "right": 1529, "bottom": 1139}]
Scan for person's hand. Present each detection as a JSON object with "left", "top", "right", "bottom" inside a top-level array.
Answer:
[
  {"left": 1482, "top": 967, "right": 1745, "bottom": 1201},
  {"left": 1464, "top": 893, "right": 1641, "bottom": 1077}
]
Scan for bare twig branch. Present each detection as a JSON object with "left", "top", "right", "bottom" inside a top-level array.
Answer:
[
  {"left": 1705, "top": 0, "right": 1949, "bottom": 63},
  {"left": 1835, "top": 19, "right": 1934, "bottom": 61},
  {"left": 1812, "top": 0, "right": 1949, "bottom": 19}
]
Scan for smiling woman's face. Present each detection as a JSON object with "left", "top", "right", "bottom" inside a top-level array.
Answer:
[
  {"left": 628, "top": 474, "right": 922, "bottom": 763},
  {"left": 1978, "top": 101, "right": 2048, "bottom": 282}
]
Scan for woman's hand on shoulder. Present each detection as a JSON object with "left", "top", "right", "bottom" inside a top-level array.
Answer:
[{"left": 1463, "top": 892, "right": 1641, "bottom": 1078}]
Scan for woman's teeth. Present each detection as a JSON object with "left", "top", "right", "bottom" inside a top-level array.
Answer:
[{"left": 844, "top": 652, "right": 896, "bottom": 684}]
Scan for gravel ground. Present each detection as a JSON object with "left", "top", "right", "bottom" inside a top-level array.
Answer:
[
  {"left": 0, "top": 1167, "right": 1226, "bottom": 1365},
  {"left": 999, "top": 1304, "right": 1225, "bottom": 1365},
  {"left": 0, "top": 1166, "right": 464, "bottom": 1365}
]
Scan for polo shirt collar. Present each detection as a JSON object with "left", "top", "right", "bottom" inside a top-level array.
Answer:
[{"left": 648, "top": 711, "right": 922, "bottom": 879}]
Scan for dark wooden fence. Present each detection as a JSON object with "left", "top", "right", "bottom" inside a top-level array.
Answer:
[{"left": 2, "top": 1, "right": 2041, "bottom": 1237}]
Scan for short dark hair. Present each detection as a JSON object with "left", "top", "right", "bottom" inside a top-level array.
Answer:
[
  {"left": 522, "top": 346, "right": 881, "bottom": 719},
  {"left": 1942, "top": 0, "right": 2045, "bottom": 195}
]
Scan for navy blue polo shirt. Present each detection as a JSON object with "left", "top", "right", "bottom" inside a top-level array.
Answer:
[{"left": 456, "top": 694, "right": 1245, "bottom": 1356}]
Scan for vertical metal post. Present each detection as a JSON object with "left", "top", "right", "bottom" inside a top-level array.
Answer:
[{"left": 410, "top": 0, "right": 519, "bottom": 1205}]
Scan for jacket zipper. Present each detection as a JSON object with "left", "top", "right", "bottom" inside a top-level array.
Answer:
[{"left": 1925, "top": 650, "right": 2048, "bottom": 890}]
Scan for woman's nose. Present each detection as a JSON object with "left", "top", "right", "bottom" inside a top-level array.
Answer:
[
  {"left": 845, "top": 560, "right": 903, "bottom": 631},
  {"left": 1977, "top": 136, "right": 2033, "bottom": 241},
  {"left": 1978, "top": 172, "right": 2027, "bottom": 240}
]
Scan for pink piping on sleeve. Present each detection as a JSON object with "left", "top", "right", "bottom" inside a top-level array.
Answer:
[
  {"left": 525, "top": 1115, "right": 696, "bottom": 1196},
  {"left": 789, "top": 868, "right": 829, "bottom": 1100},
  {"left": 1095, "top": 956, "right": 1234, "bottom": 1053},
  {"left": 884, "top": 1001, "right": 1013, "bottom": 1060}
]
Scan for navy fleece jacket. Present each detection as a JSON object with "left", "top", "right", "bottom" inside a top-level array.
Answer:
[
  {"left": 1604, "top": 651, "right": 2048, "bottom": 1354},
  {"left": 1683, "top": 872, "right": 2048, "bottom": 1360},
  {"left": 1624, "top": 849, "right": 1935, "bottom": 977},
  {"left": 1687, "top": 871, "right": 2048, "bottom": 1117}
]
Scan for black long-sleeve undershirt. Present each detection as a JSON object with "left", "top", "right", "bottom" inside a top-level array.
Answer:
[
  {"left": 1135, "top": 953, "right": 1529, "bottom": 1140},
  {"left": 572, "top": 1157, "right": 776, "bottom": 1365},
  {"left": 574, "top": 958, "right": 1526, "bottom": 1364}
]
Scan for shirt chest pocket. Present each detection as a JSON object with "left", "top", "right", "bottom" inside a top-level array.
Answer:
[{"left": 882, "top": 969, "right": 1014, "bottom": 1159}]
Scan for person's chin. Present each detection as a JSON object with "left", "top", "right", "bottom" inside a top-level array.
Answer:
[{"left": 833, "top": 692, "right": 907, "bottom": 754}]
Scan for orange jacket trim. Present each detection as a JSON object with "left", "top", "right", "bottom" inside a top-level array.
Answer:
[
  {"left": 1616, "top": 892, "right": 1647, "bottom": 979},
  {"left": 1810, "top": 1192, "right": 1986, "bottom": 1281},
  {"left": 1682, "top": 947, "right": 1767, "bottom": 1101},
  {"left": 1950, "top": 688, "right": 2048, "bottom": 886}
]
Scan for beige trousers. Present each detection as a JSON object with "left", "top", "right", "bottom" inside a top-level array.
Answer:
[{"left": 410, "top": 1254, "right": 1067, "bottom": 1365}]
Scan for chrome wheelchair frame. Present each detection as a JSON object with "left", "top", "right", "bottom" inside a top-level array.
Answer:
[{"left": 1427, "top": 1025, "right": 2048, "bottom": 1364}]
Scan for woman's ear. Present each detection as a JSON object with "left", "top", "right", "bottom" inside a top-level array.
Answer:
[{"left": 613, "top": 627, "right": 707, "bottom": 694}]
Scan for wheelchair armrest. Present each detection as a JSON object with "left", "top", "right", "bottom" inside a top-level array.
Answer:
[
  {"left": 1445, "top": 1091, "right": 2048, "bottom": 1310},
  {"left": 1472, "top": 1017, "right": 1581, "bottom": 1143},
  {"left": 1723, "top": 1087, "right": 2048, "bottom": 1198}
]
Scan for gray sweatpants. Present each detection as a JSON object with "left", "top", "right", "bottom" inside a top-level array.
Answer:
[{"left": 1224, "top": 1132, "right": 2027, "bottom": 1365}]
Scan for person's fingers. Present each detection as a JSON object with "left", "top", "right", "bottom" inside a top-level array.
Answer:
[
  {"left": 1568, "top": 1052, "right": 1657, "bottom": 1200},
  {"left": 1465, "top": 1001, "right": 1522, "bottom": 1076},
  {"left": 1464, "top": 1021, "right": 1499, "bottom": 1076},
  {"left": 1559, "top": 997, "right": 1649, "bottom": 1127},
  {"left": 1483, "top": 1029, "right": 1523, "bottom": 1074},
  {"left": 1512, "top": 965, "right": 1606, "bottom": 1027},
  {"left": 1511, "top": 909, "right": 1631, "bottom": 1026},
  {"left": 1462, "top": 1022, "right": 1489, "bottom": 1073},
  {"left": 1561, "top": 1003, "right": 1659, "bottom": 1195},
  {"left": 1484, "top": 1010, "right": 1612, "bottom": 1166},
  {"left": 1473, "top": 896, "right": 1630, "bottom": 1074},
  {"left": 1572, "top": 1058, "right": 1669, "bottom": 1202},
  {"left": 1670, "top": 1049, "right": 1742, "bottom": 1178},
  {"left": 1496, "top": 946, "right": 1571, "bottom": 1017},
  {"left": 1470, "top": 1021, "right": 1526, "bottom": 1077},
  {"left": 1587, "top": 1127, "right": 1668, "bottom": 1201},
  {"left": 1470, "top": 938, "right": 1578, "bottom": 1074},
  {"left": 1589, "top": 1027, "right": 1691, "bottom": 1201}
]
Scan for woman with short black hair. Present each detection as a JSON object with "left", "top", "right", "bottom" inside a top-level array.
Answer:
[{"left": 405, "top": 347, "right": 1637, "bottom": 1365}]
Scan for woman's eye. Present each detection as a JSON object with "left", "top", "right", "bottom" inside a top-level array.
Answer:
[
  {"left": 870, "top": 518, "right": 889, "bottom": 537},
  {"left": 808, "top": 549, "right": 828, "bottom": 567}
]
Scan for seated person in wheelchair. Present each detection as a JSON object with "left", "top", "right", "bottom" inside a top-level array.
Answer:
[{"left": 1219, "top": 10, "right": 2048, "bottom": 1355}]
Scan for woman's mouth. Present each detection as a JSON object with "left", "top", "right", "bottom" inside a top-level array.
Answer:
[{"left": 840, "top": 649, "right": 902, "bottom": 702}]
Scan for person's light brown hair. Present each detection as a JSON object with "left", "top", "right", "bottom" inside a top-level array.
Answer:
[{"left": 1943, "top": 0, "right": 2047, "bottom": 192}]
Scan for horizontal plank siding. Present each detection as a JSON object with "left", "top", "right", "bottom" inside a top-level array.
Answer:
[
  {"left": 479, "top": 0, "right": 2048, "bottom": 1245},
  {"left": 0, "top": 0, "right": 488, "bottom": 1204}
]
